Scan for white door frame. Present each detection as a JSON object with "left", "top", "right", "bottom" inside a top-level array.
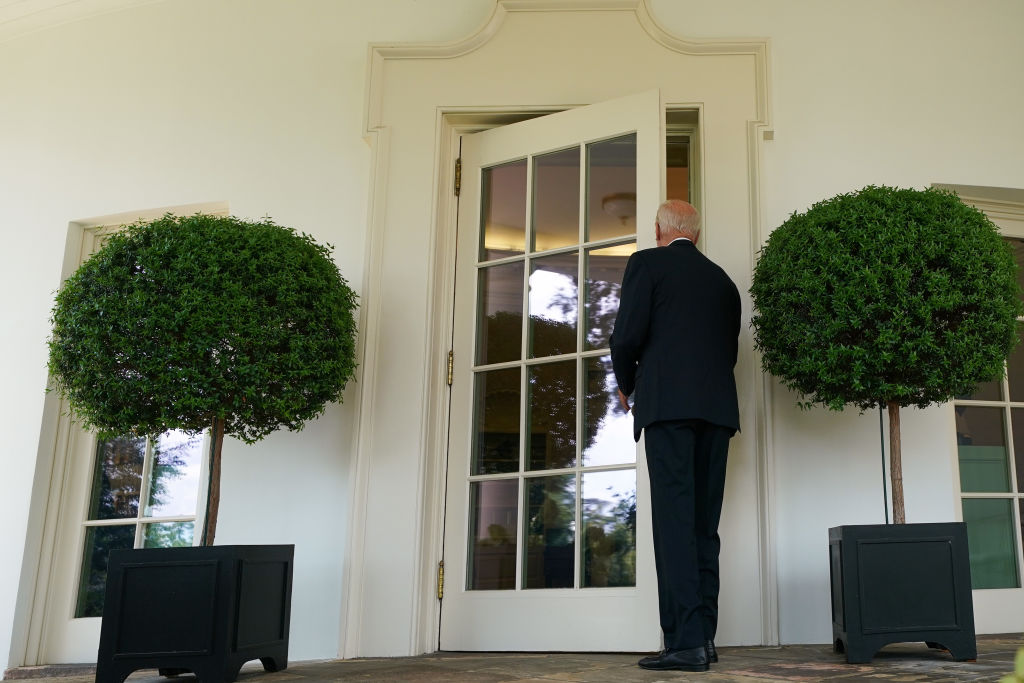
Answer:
[{"left": 344, "top": 0, "right": 776, "bottom": 657}]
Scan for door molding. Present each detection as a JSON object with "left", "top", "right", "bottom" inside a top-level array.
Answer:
[{"left": 348, "top": 0, "right": 776, "bottom": 657}]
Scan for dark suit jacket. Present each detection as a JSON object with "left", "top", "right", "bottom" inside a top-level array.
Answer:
[{"left": 610, "top": 239, "right": 741, "bottom": 440}]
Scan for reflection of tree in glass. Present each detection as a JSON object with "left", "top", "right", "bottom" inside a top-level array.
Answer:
[
  {"left": 585, "top": 276, "right": 623, "bottom": 350},
  {"left": 76, "top": 525, "right": 134, "bottom": 618},
  {"left": 145, "top": 522, "right": 194, "bottom": 548},
  {"left": 584, "top": 488, "right": 637, "bottom": 587},
  {"left": 89, "top": 437, "right": 146, "bottom": 519},
  {"left": 526, "top": 476, "right": 575, "bottom": 588},
  {"left": 480, "top": 312, "right": 606, "bottom": 470}
]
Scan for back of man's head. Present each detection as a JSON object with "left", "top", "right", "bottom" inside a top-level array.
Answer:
[{"left": 657, "top": 200, "right": 701, "bottom": 241}]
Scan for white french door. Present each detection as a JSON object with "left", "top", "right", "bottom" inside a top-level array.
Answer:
[{"left": 440, "top": 90, "right": 664, "bottom": 651}]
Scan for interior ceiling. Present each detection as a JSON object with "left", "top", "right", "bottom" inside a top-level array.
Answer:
[{"left": 0, "top": 0, "right": 156, "bottom": 44}]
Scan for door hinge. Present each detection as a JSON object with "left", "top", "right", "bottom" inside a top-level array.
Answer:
[
  {"left": 447, "top": 350, "right": 454, "bottom": 386},
  {"left": 454, "top": 157, "right": 462, "bottom": 197},
  {"left": 437, "top": 560, "right": 445, "bottom": 600}
]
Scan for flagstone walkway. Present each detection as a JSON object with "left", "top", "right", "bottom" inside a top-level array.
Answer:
[{"left": 6, "top": 633, "right": 1022, "bottom": 682}]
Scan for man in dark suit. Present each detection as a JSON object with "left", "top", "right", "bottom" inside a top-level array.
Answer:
[{"left": 610, "top": 199, "right": 741, "bottom": 672}]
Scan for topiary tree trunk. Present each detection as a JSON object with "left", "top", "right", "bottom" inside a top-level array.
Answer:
[{"left": 751, "top": 186, "right": 1020, "bottom": 524}]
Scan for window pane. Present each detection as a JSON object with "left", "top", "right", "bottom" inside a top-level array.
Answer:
[
  {"left": 582, "top": 470, "right": 636, "bottom": 587},
  {"left": 75, "top": 524, "right": 135, "bottom": 618},
  {"left": 962, "top": 498, "right": 1020, "bottom": 589},
  {"left": 584, "top": 242, "right": 635, "bottom": 350},
  {"left": 143, "top": 521, "right": 194, "bottom": 548},
  {"left": 467, "top": 480, "right": 518, "bottom": 590},
  {"left": 956, "top": 406, "right": 1011, "bottom": 492},
  {"left": 477, "top": 262, "right": 524, "bottom": 365},
  {"left": 1007, "top": 331, "right": 1024, "bottom": 402},
  {"left": 532, "top": 147, "right": 579, "bottom": 252},
  {"left": 145, "top": 431, "right": 203, "bottom": 518},
  {"left": 529, "top": 252, "right": 578, "bottom": 358},
  {"left": 666, "top": 136, "right": 689, "bottom": 202},
  {"left": 87, "top": 436, "right": 147, "bottom": 520},
  {"left": 582, "top": 356, "right": 635, "bottom": 466},
  {"left": 524, "top": 475, "right": 575, "bottom": 589},
  {"left": 1012, "top": 408, "right": 1024, "bottom": 493},
  {"left": 480, "top": 160, "right": 527, "bottom": 261},
  {"left": 527, "top": 360, "right": 577, "bottom": 470},
  {"left": 1005, "top": 236, "right": 1024, "bottom": 306},
  {"left": 587, "top": 134, "right": 637, "bottom": 242},
  {"left": 472, "top": 368, "right": 521, "bottom": 475}
]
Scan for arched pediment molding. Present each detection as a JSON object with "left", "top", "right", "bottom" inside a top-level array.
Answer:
[{"left": 364, "top": 0, "right": 772, "bottom": 134}]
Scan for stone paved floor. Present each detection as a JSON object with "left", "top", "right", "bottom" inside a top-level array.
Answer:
[{"left": 6, "top": 634, "right": 1023, "bottom": 682}]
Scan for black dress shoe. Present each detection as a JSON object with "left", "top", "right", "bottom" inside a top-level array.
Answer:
[
  {"left": 705, "top": 639, "right": 718, "bottom": 663},
  {"left": 637, "top": 645, "right": 709, "bottom": 671}
]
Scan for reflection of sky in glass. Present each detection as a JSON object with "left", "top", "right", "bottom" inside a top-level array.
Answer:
[
  {"left": 146, "top": 430, "right": 203, "bottom": 518},
  {"left": 529, "top": 269, "right": 574, "bottom": 324},
  {"left": 583, "top": 470, "right": 635, "bottom": 523}
]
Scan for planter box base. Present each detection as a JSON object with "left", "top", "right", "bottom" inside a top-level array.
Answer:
[
  {"left": 95, "top": 545, "right": 293, "bottom": 683},
  {"left": 829, "top": 523, "right": 976, "bottom": 664}
]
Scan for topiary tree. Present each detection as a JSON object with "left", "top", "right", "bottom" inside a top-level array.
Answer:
[
  {"left": 48, "top": 213, "right": 358, "bottom": 544},
  {"left": 751, "top": 186, "right": 1021, "bottom": 524}
]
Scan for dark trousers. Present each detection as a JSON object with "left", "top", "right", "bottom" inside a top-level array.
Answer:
[{"left": 644, "top": 418, "right": 732, "bottom": 650}]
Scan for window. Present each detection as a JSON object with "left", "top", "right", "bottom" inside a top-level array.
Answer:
[
  {"left": 74, "top": 432, "right": 206, "bottom": 618},
  {"left": 955, "top": 236, "right": 1024, "bottom": 589}
]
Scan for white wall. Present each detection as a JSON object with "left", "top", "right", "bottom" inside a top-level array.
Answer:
[
  {"left": 652, "top": 0, "right": 1024, "bottom": 643},
  {"left": 2, "top": 0, "right": 1023, "bottom": 670},
  {"left": 0, "top": 0, "right": 493, "bottom": 671}
]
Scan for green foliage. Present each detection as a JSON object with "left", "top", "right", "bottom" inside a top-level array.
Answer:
[
  {"left": 751, "top": 186, "right": 1021, "bottom": 411},
  {"left": 1000, "top": 647, "right": 1024, "bottom": 683},
  {"left": 48, "top": 213, "right": 358, "bottom": 443}
]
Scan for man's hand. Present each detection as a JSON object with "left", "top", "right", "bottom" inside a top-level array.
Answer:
[{"left": 618, "top": 389, "right": 632, "bottom": 413}]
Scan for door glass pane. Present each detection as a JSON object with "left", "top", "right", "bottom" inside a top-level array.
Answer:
[
  {"left": 586, "top": 134, "right": 637, "bottom": 242},
  {"left": 962, "top": 498, "right": 1020, "bottom": 589},
  {"left": 583, "top": 356, "right": 636, "bottom": 466},
  {"left": 584, "top": 242, "right": 635, "bottom": 350},
  {"left": 143, "top": 521, "right": 194, "bottom": 548},
  {"left": 532, "top": 148, "right": 580, "bottom": 252},
  {"left": 87, "top": 436, "right": 147, "bottom": 520},
  {"left": 529, "top": 252, "right": 578, "bottom": 358},
  {"left": 468, "top": 479, "right": 518, "bottom": 590},
  {"left": 473, "top": 368, "right": 521, "bottom": 475},
  {"left": 145, "top": 431, "right": 203, "bottom": 517},
  {"left": 524, "top": 475, "right": 575, "bottom": 589},
  {"left": 1007, "top": 330, "right": 1024, "bottom": 402},
  {"left": 477, "top": 262, "right": 524, "bottom": 365},
  {"left": 956, "top": 405, "right": 1011, "bottom": 492},
  {"left": 481, "top": 160, "right": 527, "bottom": 261},
  {"left": 75, "top": 524, "right": 135, "bottom": 618},
  {"left": 956, "top": 379, "right": 1002, "bottom": 401},
  {"left": 527, "top": 360, "right": 577, "bottom": 470},
  {"left": 582, "top": 470, "right": 637, "bottom": 587}
]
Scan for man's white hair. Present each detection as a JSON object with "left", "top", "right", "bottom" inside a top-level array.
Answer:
[{"left": 657, "top": 200, "right": 701, "bottom": 239}]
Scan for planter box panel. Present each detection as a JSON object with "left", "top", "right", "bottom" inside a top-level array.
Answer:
[
  {"left": 857, "top": 538, "right": 960, "bottom": 632},
  {"left": 115, "top": 561, "right": 218, "bottom": 657},
  {"left": 235, "top": 560, "right": 289, "bottom": 649}
]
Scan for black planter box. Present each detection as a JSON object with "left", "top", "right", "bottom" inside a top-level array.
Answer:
[
  {"left": 95, "top": 545, "right": 294, "bottom": 683},
  {"left": 829, "top": 523, "right": 976, "bottom": 663}
]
